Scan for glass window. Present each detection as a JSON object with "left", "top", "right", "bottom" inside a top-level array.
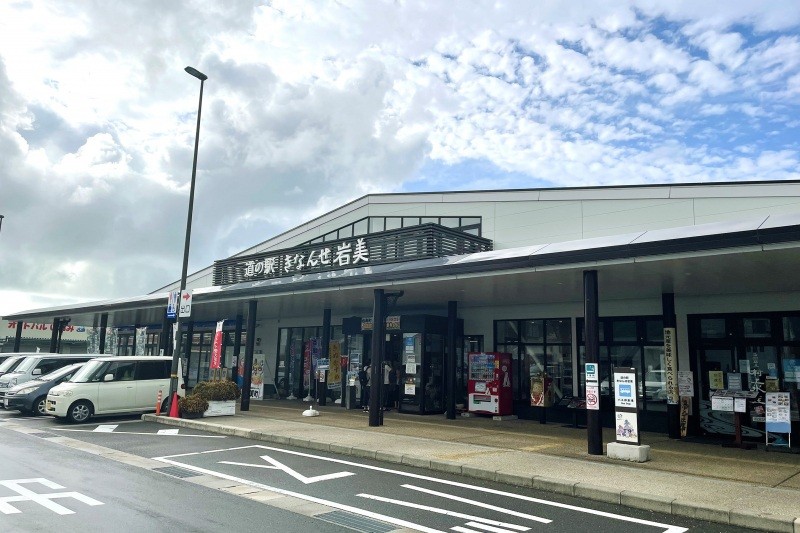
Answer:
[
  {"left": 109, "top": 361, "right": 136, "bottom": 381},
  {"left": 353, "top": 219, "right": 368, "bottom": 236},
  {"left": 547, "top": 345, "right": 573, "bottom": 400},
  {"left": 701, "top": 318, "right": 726, "bottom": 338},
  {"left": 742, "top": 317, "right": 771, "bottom": 338},
  {"left": 645, "top": 320, "right": 664, "bottom": 342},
  {"left": 421, "top": 217, "right": 438, "bottom": 225},
  {"left": 462, "top": 217, "right": 481, "bottom": 227},
  {"left": 370, "top": 218, "right": 385, "bottom": 233},
  {"left": 521, "top": 320, "right": 543, "bottom": 343},
  {"left": 339, "top": 225, "right": 353, "bottom": 239},
  {"left": 385, "top": 218, "right": 402, "bottom": 230},
  {"left": 402, "top": 217, "right": 420, "bottom": 228},
  {"left": 783, "top": 317, "right": 800, "bottom": 341},
  {"left": 547, "top": 319, "right": 571, "bottom": 343},
  {"left": 136, "top": 360, "right": 170, "bottom": 380},
  {"left": 497, "top": 321, "right": 519, "bottom": 343},
  {"left": 441, "top": 217, "right": 459, "bottom": 228},
  {"left": 612, "top": 320, "right": 637, "bottom": 342},
  {"left": 323, "top": 230, "right": 338, "bottom": 242}
]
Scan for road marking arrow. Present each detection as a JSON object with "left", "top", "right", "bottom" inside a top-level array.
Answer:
[{"left": 218, "top": 454, "right": 354, "bottom": 484}]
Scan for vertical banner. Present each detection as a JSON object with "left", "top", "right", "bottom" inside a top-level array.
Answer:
[
  {"left": 135, "top": 327, "right": 147, "bottom": 356},
  {"left": 664, "top": 327, "right": 678, "bottom": 405},
  {"left": 328, "top": 341, "right": 342, "bottom": 388},
  {"left": 105, "top": 327, "right": 117, "bottom": 355},
  {"left": 210, "top": 320, "right": 224, "bottom": 370},
  {"left": 679, "top": 396, "right": 691, "bottom": 437},
  {"left": 250, "top": 354, "right": 264, "bottom": 399},
  {"left": 303, "top": 340, "right": 312, "bottom": 391}
]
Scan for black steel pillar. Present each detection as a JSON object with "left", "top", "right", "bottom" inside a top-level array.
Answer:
[
  {"left": 13, "top": 321, "right": 22, "bottom": 352},
  {"left": 446, "top": 300, "right": 457, "bottom": 420},
  {"left": 240, "top": 300, "right": 257, "bottom": 411},
  {"left": 584, "top": 270, "right": 603, "bottom": 456},
  {"left": 56, "top": 320, "right": 66, "bottom": 353},
  {"left": 160, "top": 312, "right": 172, "bottom": 357},
  {"left": 98, "top": 313, "right": 108, "bottom": 354},
  {"left": 663, "top": 293, "right": 681, "bottom": 439},
  {"left": 49, "top": 318, "right": 59, "bottom": 353},
  {"left": 369, "top": 289, "right": 385, "bottom": 427},
  {"left": 232, "top": 314, "right": 243, "bottom": 383},
  {"left": 318, "top": 308, "right": 331, "bottom": 406}
]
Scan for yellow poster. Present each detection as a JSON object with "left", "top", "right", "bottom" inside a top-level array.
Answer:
[
  {"left": 708, "top": 370, "right": 724, "bottom": 390},
  {"left": 328, "top": 341, "right": 341, "bottom": 386}
]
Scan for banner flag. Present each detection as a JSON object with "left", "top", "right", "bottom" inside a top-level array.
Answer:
[{"left": 210, "top": 320, "right": 224, "bottom": 370}]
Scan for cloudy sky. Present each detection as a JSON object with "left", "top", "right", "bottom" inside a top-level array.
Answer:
[{"left": 1, "top": 1, "right": 799, "bottom": 317}]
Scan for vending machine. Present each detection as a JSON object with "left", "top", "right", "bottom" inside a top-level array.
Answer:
[{"left": 468, "top": 352, "right": 513, "bottom": 416}]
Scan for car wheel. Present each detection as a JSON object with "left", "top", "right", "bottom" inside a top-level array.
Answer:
[
  {"left": 67, "top": 400, "right": 92, "bottom": 423},
  {"left": 33, "top": 396, "right": 47, "bottom": 416}
]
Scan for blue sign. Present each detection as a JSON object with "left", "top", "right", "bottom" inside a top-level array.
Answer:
[
  {"left": 166, "top": 290, "right": 179, "bottom": 319},
  {"left": 619, "top": 384, "right": 632, "bottom": 397}
]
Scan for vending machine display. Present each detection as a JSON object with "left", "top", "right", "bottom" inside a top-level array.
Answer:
[{"left": 468, "top": 352, "right": 513, "bottom": 416}]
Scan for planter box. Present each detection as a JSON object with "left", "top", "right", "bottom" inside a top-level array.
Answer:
[
  {"left": 204, "top": 400, "right": 236, "bottom": 417},
  {"left": 181, "top": 411, "right": 203, "bottom": 419}
]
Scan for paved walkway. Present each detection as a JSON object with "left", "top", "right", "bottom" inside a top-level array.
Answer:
[{"left": 144, "top": 400, "right": 800, "bottom": 532}]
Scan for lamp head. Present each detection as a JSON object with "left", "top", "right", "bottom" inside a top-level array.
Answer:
[{"left": 184, "top": 66, "right": 208, "bottom": 81}]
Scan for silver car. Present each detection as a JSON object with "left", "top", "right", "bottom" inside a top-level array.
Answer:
[{"left": 3, "top": 363, "right": 86, "bottom": 416}]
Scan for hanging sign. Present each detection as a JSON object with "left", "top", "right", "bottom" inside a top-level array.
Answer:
[
  {"left": 210, "top": 320, "right": 224, "bottom": 370},
  {"left": 663, "top": 328, "right": 678, "bottom": 405},
  {"left": 678, "top": 371, "right": 694, "bottom": 397},
  {"left": 585, "top": 363, "right": 598, "bottom": 384},
  {"left": 166, "top": 290, "right": 179, "bottom": 319},
  {"left": 178, "top": 290, "right": 192, "bottom": 318},
  {"left": 586, "top": 384, "right": 600, "bottom": 410}
]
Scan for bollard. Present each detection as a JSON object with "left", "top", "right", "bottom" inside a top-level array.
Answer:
[{"left": 155, "top": 389, "right": 163, "bottom": 415}]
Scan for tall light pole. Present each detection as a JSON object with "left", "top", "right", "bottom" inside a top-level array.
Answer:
[
  {"left": 168, "top": 66, "right": 208, "bottom": 412},
  {"left": 0, "top": 215, "right": 4, "bottom": 233}
]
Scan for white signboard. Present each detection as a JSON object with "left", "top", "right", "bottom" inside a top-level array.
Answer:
[
  {"left": 585, "top": 363, "right": 598, "bottom": 384},
  {"left": 677, "top": 370, "right": 694, "bottom": 397},
  {"left": 711, "top": 395, "right": 734, "bottom": 412},
  {"left": 585, "top": 384, "right": 600, "bottom": 410},
  {"left": 178, "top": 290, "right": 192, "bottom": 318},
  {"left": 405, "top": 363, "right": 416, "bottom": 375},
  {"left": 404, "top": 383, "right": 415, "bottom": 395},
  {"left": 615, "top": 411, "right": 639, "bottom": 443},
  {"left": 734, "top": 397, "right": 747, "bottom": 413},
  {"left": 766, "top": 392, "right": 791, "bottom": 433},
  {"left": 614, "top": 371, "right": 637, "bottom": 409}
]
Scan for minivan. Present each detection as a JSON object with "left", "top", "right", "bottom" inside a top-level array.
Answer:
[
  {"left": 0, "top": 353, "right": 55, "bottom": 378},
  {"left": 3, "top": 363, "right": 86, "bottom": 416},
  {"left": 0, "top": 354, "right": 97, "bottom": 403},
  {"left": 47, "top": 356, "right": 173, "bottom": 423}
]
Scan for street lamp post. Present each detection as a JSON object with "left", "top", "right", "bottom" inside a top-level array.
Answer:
[
  {"left": 0, "top": 215, "right": 5, "bottom": 233},
  {"left": 168, "top": 66, "right": 208, "bottom": 413}
]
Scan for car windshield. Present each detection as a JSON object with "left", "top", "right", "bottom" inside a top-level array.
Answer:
[
  {"left": 0, "top": 357, "right": 23, "bottom": 373},
  {"left": 69, "top": 360, "right": 111, "bottom": 383},
  {"left": 36, "top": 363, "right": 84, "bottom": 383},
  {"left": 13, "top": 357, "right": 41, "bottom": 373}
]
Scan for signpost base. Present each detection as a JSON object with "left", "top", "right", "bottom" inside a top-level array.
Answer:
[{"left": 607, "top": 442, "right": 650, "bottom": 463}]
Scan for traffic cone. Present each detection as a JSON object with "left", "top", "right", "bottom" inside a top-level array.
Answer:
[
  {"left": 168, "top": 392, "right": 180, "bottom": 418},
  {"left": 155, "top": 390, "right": 163, "bottom": 416}
]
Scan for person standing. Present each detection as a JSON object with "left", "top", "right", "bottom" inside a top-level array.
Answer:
[
  {"left": 383, "top": 361, "right": 393, "bottom": 410},
  {"left": 360, "top": 363, "right": 371, "bottom": 412}
]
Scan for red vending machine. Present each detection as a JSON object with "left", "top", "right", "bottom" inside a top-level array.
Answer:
[{"left": 468, "top": 352, "right": 513, "bottom": 416}]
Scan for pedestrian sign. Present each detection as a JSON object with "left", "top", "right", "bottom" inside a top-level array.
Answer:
[
  {"left": 166, "top": 290, "right": 179, "bottom": 319},
  {"left": 178, "top": 291, "right": 192, "bottom": 318}
]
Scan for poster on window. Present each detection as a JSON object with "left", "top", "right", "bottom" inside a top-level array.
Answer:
[{"left": 615, "top": 411, "right": 639, "bottom": 444}]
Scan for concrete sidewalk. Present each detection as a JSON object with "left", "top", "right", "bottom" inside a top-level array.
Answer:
[{"left": 143, "top": 401, "right": 800, "bottom": 532}]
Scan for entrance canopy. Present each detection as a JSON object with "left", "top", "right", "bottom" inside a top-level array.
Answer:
[{"left": 5, "top": 213, "right": 800, "bottom": 328}]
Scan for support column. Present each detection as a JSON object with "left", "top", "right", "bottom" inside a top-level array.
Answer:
[
  {"left": 584, "top": 270, "right": 603, "bottom": 456},
  {"left": 49, "top": 318, "right": 59, "bottom": 353},
  {"left": 663, "top": 293, "right": 681, "bottom": 439},
  {"left": 99, "top": 314, "right": 108, "bottom": 354},
  {"left": 13, "top": 321, "right": 22, "bottom": 352},
  {"left": 369, "top": 289, "right": 385, "bottom": 427},
  {"left": 240, "top": 301, "right": 257, "bottom": 411},
  {"left": 232, "top": 314, "right": 243, "bottom": 384},
  {"left": 446, "top": 301, "right": 457, "bottom": 420},
  {"left": 56, "top": 319, "right": 67, "bottom": 353},
  {"left": 160, "top": 312, "right": 172, "bottom": 357},
  {"left": 318, "top": 308, "right": 331, "bottom": 406}
]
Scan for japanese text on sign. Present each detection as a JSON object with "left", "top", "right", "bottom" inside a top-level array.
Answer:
[
  {"left": 240, "top": 238, "right": 369, "bottom": 278},
  {"left": 664, "top": 327, "right": 678, "bottom": 405}
]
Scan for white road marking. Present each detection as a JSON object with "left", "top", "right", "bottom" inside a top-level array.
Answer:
[
  {"left": 50, "top": 427, "right": 225, "bottom": 438},
  {"left": 0, "top": 478, "right": 103, "bottom": 515},
  {"left": 464, "top": 521, "right": 526, "bottom": 533},
  {"left": 402, "top": 484, "right": 549, "bottom": 524},
  {"left": 93, "top": 425, "right": 118, "bottom": 433},
  {"left": 152, "top": 456, "right": 445, "bottom": 533},
  {"left": 156, "top": 445, "right": 688, "bottom": 533},
  {"left": 357, "top": 493, "right": 532, "bottom": 530},
  {"left": 219, "top": 455, "right": 355, "bottom": 484},
  {"left": 157, "top": 429, "right": 180, "bottom": 435}
]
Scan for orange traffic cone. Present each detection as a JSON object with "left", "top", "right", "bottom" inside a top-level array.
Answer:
[{"left": 168, "top": 392, "right": 180, "bottom": 418}]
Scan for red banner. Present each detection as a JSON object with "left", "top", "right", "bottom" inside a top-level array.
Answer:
[{"left": 210, "top": 320, "right": 224, "bottom": 370}]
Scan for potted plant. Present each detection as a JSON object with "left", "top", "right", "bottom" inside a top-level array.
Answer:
[
  {"left": 178, "top": 394, "right": 209, "bottom": 419},
  {"left": 192, "top": 380, "right": 240, "bottom": 417}
]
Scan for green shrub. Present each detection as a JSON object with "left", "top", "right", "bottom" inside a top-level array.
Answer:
[
  {"left": 192, "top": 380, "right": 241, "bottom": 401},
  {"left": 179, "top": 394, "right": 209, "bottom": 414}
]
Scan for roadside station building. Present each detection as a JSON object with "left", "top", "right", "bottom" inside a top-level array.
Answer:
[{"left": 4, "top": 180, "right": 800, "bottom": 445}]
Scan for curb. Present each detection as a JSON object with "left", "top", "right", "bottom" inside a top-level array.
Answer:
[{"left": 141, "top": 414, "right": 799, "bottom": 533}]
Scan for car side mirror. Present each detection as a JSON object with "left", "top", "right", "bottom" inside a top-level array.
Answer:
[
  {"left": 104, "top": 374, "right": 115, "bottom": 382},
  {"left": 32, "top": 369, "right": 42, "bottom": 375}
]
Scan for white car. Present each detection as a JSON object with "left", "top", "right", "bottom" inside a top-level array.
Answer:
[{"left": 47, "top": 356, "right": 173, "bottom": 423}]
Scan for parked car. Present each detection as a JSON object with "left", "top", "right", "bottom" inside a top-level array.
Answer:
[
  {"left": 0, "top": 354, "right": 97, "bottom": 404},
  {"left": 3, "top": 363, "right": 86, "bottom": 416},
  {"left": 0, "top": 353, "right": 49, "bottom": 378},
  {"left": 47, "top": 356, "right": 174, "bottom": 423}
]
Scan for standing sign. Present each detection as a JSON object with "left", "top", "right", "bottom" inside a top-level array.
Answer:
[
  {"left": 209, "top": 320, "right": 224, "bottom": 370},
  {"left": 663, "top": 327, "right": 678, "bottom": 405},
  {"left": 250, "top": 354, "right": 264, "bottom": 399},
  {"left": 766, "top": 392, "right": 791, "bottom": 433},
  {"left": 613, "top": 367, "right": 640, "bottom": 445},
  {"left": 178, "top": 291, "right": 192, "bottom": 318},
  {"left": 166, "top": 290, "right": 179, "bottom": 319}
]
